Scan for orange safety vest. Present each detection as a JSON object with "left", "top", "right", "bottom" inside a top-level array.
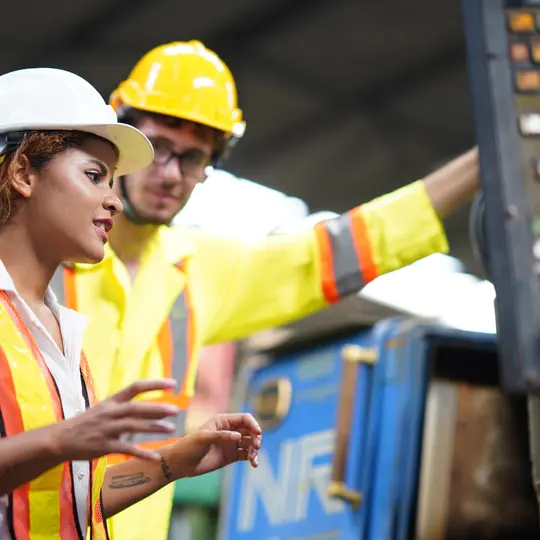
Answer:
[
  {"left": 51, "top": 261, "right": 193, "bottom": 463},
  {"left": 0, "top": 291, "right": 109, "bottom": 539}
]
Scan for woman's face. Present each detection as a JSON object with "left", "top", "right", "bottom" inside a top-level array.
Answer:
[{"left": 22, "top": 137, "right": 122, "bottom": 264}]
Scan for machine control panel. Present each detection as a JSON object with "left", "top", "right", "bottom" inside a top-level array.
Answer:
[{"left": 463, "top": 0, "right": 540, "bottom": 392}]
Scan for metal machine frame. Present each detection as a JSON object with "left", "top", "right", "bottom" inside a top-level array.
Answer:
[{"left": 463, "top": 0, "right": 540, "bottom": 393}]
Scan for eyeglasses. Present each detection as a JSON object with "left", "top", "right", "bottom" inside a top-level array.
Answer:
[{"left": 152, "top": 142, "right": 214, "bottom": 182}]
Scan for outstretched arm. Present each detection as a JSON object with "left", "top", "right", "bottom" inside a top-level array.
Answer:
[
  {"left": 187, "top": 148, "right": 479, "bottom": 345},
  {"left": 424, "top": 147, "right": 478, "bottom": 219}
]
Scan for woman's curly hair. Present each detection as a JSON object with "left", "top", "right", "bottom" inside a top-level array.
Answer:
[{"left": 0, "top": 130, "right": 118, "bottom": 226}]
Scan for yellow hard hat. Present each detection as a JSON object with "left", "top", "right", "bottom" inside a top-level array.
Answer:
[{"left": 110, "top": 40, "right": 246, "bottom": 139}]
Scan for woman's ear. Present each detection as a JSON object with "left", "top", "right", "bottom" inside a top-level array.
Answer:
[{"left": 9, "top": 154, "right": 35, "bottom": 199}]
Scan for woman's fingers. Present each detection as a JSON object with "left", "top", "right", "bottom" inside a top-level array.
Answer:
[
  {"left": 199, "top": 430, "right": 242, "bottom": 445},
  {"left": 110, "top": 379, "right": 177, "bottom": 403},
  {"left": 213, "top": 413, "right": 262, "bottom": 434},
  {"left": 236, "top": 448, "right": 249, "bottom": 461},
  {"left": 110, "top": 401, "right": 180, "bottom": 421},
  {"left": 233, "top": 434, "right": 263, "bottom": 464},
  {"left": 236, "top": 435, "right": 261, "bottom": 465},
  {"left": 237, "top": 435, "right": 262, "bottom": 450},
  {"left": 107, "top": 419, "right": 176, "bottom": 437},
  {"left": 235, "top": 448, "right": 259, "bottom": 467},
  {"left": 238, "top": 437, "right": 251, "bottom": 450}
]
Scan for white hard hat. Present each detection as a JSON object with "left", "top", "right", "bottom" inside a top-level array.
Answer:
[{"left": 0, "top": 67, "right": 153, "bottom": 176}]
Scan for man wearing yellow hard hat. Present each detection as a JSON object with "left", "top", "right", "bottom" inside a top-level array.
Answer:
[{"left": 51, "top": 40, "right": 479, "bottom": 540}]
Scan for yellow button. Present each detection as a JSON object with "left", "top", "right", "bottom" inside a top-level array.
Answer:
[
  {"left": 516, "top": 70, "right": 540, "bottom": 91},
  {"left": 508, "top": 11, "right": 535, "bottom": 32},
  {"left": 532, "top": 38, "right": 540, "bottom": 62}
]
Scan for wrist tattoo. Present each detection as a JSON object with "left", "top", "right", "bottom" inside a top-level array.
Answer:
[
  {"left": 160, "top": 456, "right": 172, "bottom": 482},
  {"left": 108, "top": 472, "right": 151, "bottom": 489}
]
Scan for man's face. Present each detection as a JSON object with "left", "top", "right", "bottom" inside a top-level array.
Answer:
[{"left": 118, "top": 115, "right": 216, "bottom": 224}]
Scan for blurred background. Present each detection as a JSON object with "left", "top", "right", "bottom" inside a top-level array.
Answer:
[
  {"left": 10, "top": 2, "right": 527, "bottom": 540},
  {"left": 7, "top": 0, "right": 476, "bottom": 267}
]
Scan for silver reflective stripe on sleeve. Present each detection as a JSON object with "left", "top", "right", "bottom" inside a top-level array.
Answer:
[{"left": 323, "top": 213, "right": 365, "bottom": 298}]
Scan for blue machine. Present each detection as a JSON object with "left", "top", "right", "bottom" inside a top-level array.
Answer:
[{"left": 218, "top": 318, "right": 502, "bottom": 540}]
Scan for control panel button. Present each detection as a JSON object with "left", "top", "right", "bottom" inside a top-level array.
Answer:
[
  {"left": 515, "top": 70, "right": 540, "bottom": 91},
  {"left": 508, "top": 11, "right": 535, "bottom": 32},
  {"left": 511, "top": 41, "right": 530, "bottom": 62},
  {"left": 519, "top": 113, "right": 540, "bottom": 136}
]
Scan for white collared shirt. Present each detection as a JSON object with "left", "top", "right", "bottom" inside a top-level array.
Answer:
[{"left": 0, "top": 260, "right": 89, "bottom": 537}]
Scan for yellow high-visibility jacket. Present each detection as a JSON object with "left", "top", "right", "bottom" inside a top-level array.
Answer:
[{"left": 50, "top": 180, "right": 448, "bottom": 540}]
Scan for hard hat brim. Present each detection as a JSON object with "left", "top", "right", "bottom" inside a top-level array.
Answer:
[{"left": 0, "top": 122, "right": 154, "bottom": 177}]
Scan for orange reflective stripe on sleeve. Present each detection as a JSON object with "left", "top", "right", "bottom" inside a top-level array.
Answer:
[
  {"left": 314, "top": 221, "right": 340, "bottom": 303},
  {"left": 314, "top": 210, "right": 379, "bottom": 304},
  {"left": 349, "top": 206, "right": 378, "bottom": 283}
]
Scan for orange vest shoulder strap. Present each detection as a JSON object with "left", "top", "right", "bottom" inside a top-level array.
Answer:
[
  {"left": 0, "top": 291, "right": 87, "bottom": 538},
  {"left": 50, "top": 263, "right": 78, "bottom": 309}
]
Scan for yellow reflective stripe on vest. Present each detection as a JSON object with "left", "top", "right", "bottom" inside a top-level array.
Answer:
[
  {"left": 0, "top": 294, "right": 69, "bottom": 539},
  {"left": 89, "top": 457, "right": 108, "bottom": 540},
  {"left": 0, "top": 292, "right": 108, "bottom": 539}
]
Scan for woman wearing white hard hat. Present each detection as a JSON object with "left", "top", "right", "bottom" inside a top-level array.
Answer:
[{"left": 0, "top": 68, "right": 261, "bottom": 540}]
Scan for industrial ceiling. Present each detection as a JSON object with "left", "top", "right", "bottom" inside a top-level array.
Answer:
[{"left": 5, "top": 0, "right": 477, "bottom": 270}]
